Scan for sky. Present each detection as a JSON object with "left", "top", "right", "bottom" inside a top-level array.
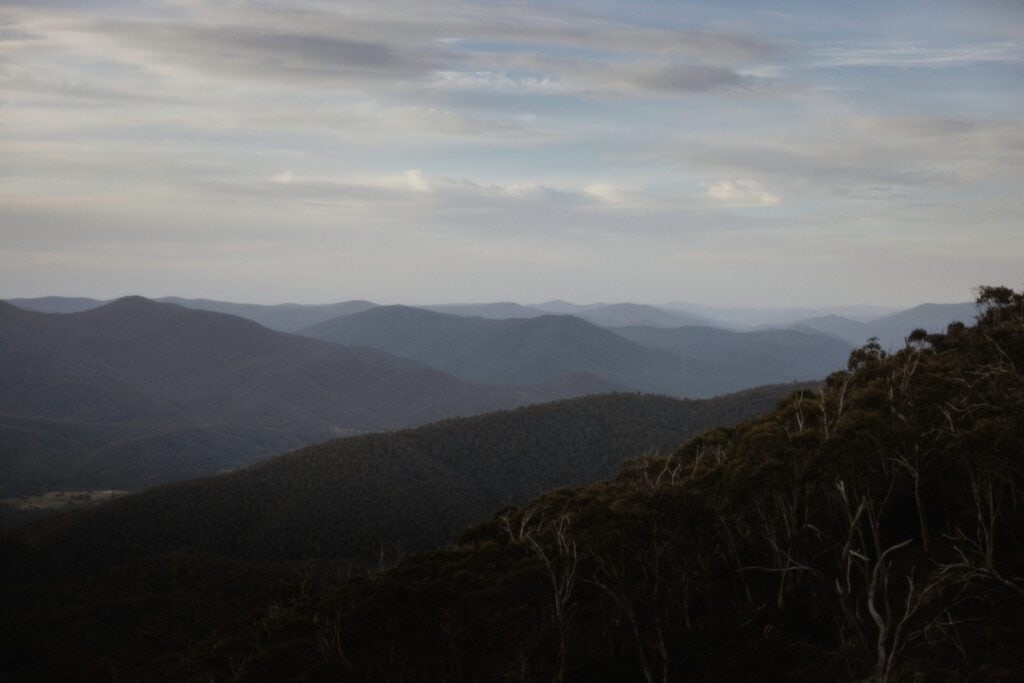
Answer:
[{"left": 1, "top": 0, "right": 1022, "bottom": 307}]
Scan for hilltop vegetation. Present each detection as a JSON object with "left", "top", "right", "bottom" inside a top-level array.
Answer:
[{"left": 2, "top": 287, "right": 1021, "bottom": 681}]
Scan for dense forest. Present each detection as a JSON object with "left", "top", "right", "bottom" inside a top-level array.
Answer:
[
  {"left": 8, "top": 387, "right": 802, "bottom": 574},
  {"left": 2, "top": 287, "right": 1021, "bottom": 681}
]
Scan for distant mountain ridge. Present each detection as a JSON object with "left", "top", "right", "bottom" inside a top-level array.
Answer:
[
  {"left": 7, "top": 295, "right": 977, "bottom": 342},
  {"left": 612, "top": 324, "right": 853, "bottom": 393},
  {"left": 781, "top": 301, "right": 979, "bottom": 348},
  {"left": 303, "top": 305, "right": 695, "bottom": 393},
  {"left": 6, "top": 296, "right": 380, "bottom": 332},
  {"left": 0, "top": 298, "right": 596, "bottom": 496},
  {"left": 303, "top": 305, "right": 851, "bottom": 398},
  {"left": 421, "top": 302, "right": 543, "bottom": 319},
  {"left": 663, "top": 301, "right": 897, "bottom": 327},
  {"left": 531, "top": 301, "right": 714, "bottom": 328},
  {"left": 156, "top": 297, "right": 378, "bottom": 332}
]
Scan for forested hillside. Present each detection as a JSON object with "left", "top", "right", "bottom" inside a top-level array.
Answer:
[
  {"left": 2, "top": 287, "right": 1021, "bottom": 681},
  {"left": 0, "top": 298, "right": 598, "bottom": 495},
  {"left": 14, "top": 387, "right": 803, "bottom": 573}
]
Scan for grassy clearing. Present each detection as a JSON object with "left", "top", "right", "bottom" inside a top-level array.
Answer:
[{"left": 1, "top": 490, "right": 129, "bottom": 511}]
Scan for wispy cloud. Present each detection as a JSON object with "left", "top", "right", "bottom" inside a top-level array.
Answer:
[
  {"left": 808, "top": 41, "right": 1024, "bottom": 68},
  {"left": 90, "top": 19, "right": 446, "bottom": 83},
  {"left": 1, "top": 0, "right": 1021, "bottom": 306},
  {"left": 670, "top": 116, "right": 1024, "bottom": 201},
  {"left": 703, "top": 179, "right": 781, "bottom": 207}
]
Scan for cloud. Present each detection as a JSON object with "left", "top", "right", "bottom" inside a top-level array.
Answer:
[
  {"left": 703, "top": 179, "right": 781, "bottom": 207},
  {"left": 253, "top": 169, "right": 600, "bottom": 209},
  {"left": 1, "top": 1, "right": 1020, "bottom": 307},
  {"left": 808, "top": 41, "right": 1024, "bottom": 68},
  {"left": 617, "top": 62, "right": 753, "bottom": 94},
  {"left": 427, "top": 70, "right": 564, "bottom": 95},
  {"left": 672, "top": 116, "right": 1024, "bottom": 202},
  {"left": 213, "top": 1, "right": 780, "bottom": 67},
  {"left": 90, "top": 19, "right": 445, "bottom": 84}
]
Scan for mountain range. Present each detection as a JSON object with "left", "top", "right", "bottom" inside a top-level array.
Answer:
[
  {"left": 612, "top": 324, "right": 853, "bottom": 392},
  {"left": 2, "top": 287, "right": 1020, "bottom": 681},
  {"left": 7, "top": 296, "right": 378, "bottom": 333},
  {"left": 0, "top": 298, "right": 597, "bottom": 496},
  {"left": 530, "top": 300, "right": 715, "bottom": 327},
  {"left": 9, "top": 295, "right": 978, "bottom": 341},
  {"left": 303, "top": 305, "right": 851, "bottom": 397},
  {"left": 783, "top": 302, "right": 980, "bottom": 348},
  {"left": 1, "top": 294, "right": 979, "bottom": 496}
]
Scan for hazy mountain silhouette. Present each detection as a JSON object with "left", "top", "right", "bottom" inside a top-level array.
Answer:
[
  {"left": 421, "top": 302, "right": 544, "bottom": 319},
  {"left": 0, "top": 298, "right": 595, "bottom": 495},
  {"left": 4, "top": 296, "right": 379, "bottom": 332},
  {"left": 612, "top": 325, "right": 852, "bottom": 392},
  {"left": 303, "top": 305, "right": 703, "bottom": 395},
  {"left": 7, "top": 296, "right": 977, "bottom": 345},
  {"left": 530, "top": 301, "right": 713, "bottom": 328},
  {"left": 5, "top": 296, "right": 107, "bottom": 314},
  {"left": 156, "top": 297, "right": 378, "bottom": 332},
  {"left": 303, "top": 305, "right": 849, "bottom": 397},
  {"left": 785, "top": 301, "right": 978, "bottom": 348},
  {"left": 663, "top": 301, "right": 896, "bottom": 328}
]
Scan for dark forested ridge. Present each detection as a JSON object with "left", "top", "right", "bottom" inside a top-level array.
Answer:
[
  {"left": 3, "top": 287, "right": 1020, "bottom": 681},
  {"left": 0, "top": 298, "right": 602, "bottom": 496},
  {"left": 13, "top": 387, "right": 803, "bottom": 572}
]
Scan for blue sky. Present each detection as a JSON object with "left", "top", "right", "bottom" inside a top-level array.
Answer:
[{"left": 1, "top": 0, "right": 1021, "bottom": 306}]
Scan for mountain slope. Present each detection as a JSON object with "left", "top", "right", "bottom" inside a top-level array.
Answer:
[
  {"left": 155, "top": 297, "right": 378, "bottom": 332},
  {"left": 4, "top": 296, "right": 107, "bottom": 314},
  {"left": 303, "top": 305, "right": 702, "bottom": 395},
  {"left": 305, "top": 306, "right": 849, "bottom": 397},
  {"left": 866, "top": 301, "right": 978, "bottom": 347},
  {"left": 5, "top": 288, "right": 1021, "bottom": 681},
  {"left": 788, "top": 301, "right": 978, "bottom": 348},
  {"left": 612, "top": 325, "right": 852, "bottom": 391},
  {"left": 5, "top": 296, "right": 380, "bottom": 332},
  {"left": 16, "top": 386, "right": 809, "bottom": 570},
  {"left": 574, "top": 302, "right": 714, "bottom": 328},
  {"left": 0, "top": 298, "right": 574, "bottom": 495},
  {"left": 421, "top": 302, "right": 544, "bottom": 319},
  {"left": 531, "top": 301, "right": 713, "bottom": 327}
]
